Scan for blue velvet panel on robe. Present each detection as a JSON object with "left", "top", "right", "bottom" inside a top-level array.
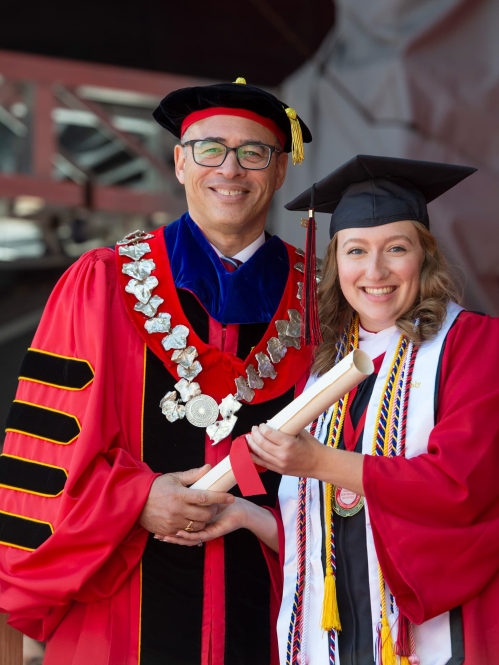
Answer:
[{"left": 164, "top": 213, "right": 290, "bottom": 324}]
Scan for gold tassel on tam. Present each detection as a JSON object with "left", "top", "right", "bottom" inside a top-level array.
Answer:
[
  {"left": 321, "top": 565, "right": 342, "bottom": 632},
  {"left": 234, "top": 77, "right": 247, "bottom": 84},
  {"left": 285, "top": 107, "right": 305, "bottom": 165}
]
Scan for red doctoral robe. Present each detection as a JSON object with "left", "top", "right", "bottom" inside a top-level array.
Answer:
[{"left": 0, "top": 222, "right": 310, "bottom": 665}]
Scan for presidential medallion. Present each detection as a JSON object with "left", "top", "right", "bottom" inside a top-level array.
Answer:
[{"left": 185, "top": 394, "right": 219, "bottom": 427}]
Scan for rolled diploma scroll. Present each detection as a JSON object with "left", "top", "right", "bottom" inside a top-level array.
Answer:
[{"left": 190, "top": 348, "right": 374, "bottom": 492}]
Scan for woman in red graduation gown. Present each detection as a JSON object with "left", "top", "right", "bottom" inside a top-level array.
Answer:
[
  {"left": 254, "top": 155, "right": 499, "bottom": 665},
  {"left": 184, "top": 155, "right": 499, "bottom": 665}
]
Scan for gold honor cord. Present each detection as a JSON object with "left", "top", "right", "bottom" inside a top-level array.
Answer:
[{"left": 321, "top": 314, "right": 359, "bottom": 632}]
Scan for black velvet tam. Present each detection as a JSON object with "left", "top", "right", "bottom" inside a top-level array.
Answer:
[
  {"left": 153, "top": 81, "right": 312, "bottom": 153},
  {"left": 285, "top": 155, "right": 476, "bottom": 237}
]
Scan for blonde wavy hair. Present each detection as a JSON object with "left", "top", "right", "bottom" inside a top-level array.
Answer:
[{"left": 313, "top": 221, "right": 463, "bottom": 377}]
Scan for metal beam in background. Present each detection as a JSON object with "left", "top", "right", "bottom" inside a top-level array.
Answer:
[
  {"left": 0, "top": 173, "right": 186, "bottom": 216},
  {"left": 32, "top": 83, "right": 56, "bottom": 178},
  {"left": 67, "top": 140, "right": 123, "bottom": 170},
  {"left": 0, "top": 105, "right": 26, "bottom": 137},
  {"left": 0, "top": 173, "right": 80, "bottom": 206},
  {"left": 52, "top": 108, "right": 157, "bottom": 136},
  {"left": 0, "top": 80, "right": 27, "bottom": 136},
  {"left": 55, "top": 85, "right": 177, "bottom": 186},
  {"left": 95, "top": 158, "right": 148, "bottom": 186},
  {"left": 53, "top": 151, "right": 89, "bottom": 185},
  {"left": 0, "top": 49, "right": 210, "bottom": 97},
  {"left": 0, "top": 50, "right": 195, "bottom": 219}
]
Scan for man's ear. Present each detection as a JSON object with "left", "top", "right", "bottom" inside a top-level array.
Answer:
[
  {"left": 174, "top": 144, "right": 186, "bottom": 184},
  {"left": 274, "top": 151, "right": 289, "bottom": 191}
]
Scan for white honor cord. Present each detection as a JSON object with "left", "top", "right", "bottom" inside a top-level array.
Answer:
[{"left": 301, "top": 411, "right": 325, "bottom": 663}]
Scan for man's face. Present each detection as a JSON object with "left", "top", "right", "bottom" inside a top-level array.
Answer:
[{"left": 174, "top": 115, "right": 288, "bottom": 239}]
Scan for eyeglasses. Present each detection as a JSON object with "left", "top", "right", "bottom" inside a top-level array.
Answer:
[{"left": 181, "top": 140, "right": 281, "bottom": 170}]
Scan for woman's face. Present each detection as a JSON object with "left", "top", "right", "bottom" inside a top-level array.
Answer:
[{"left": 336, "top": 220, "right": 424, "bottom": 332}]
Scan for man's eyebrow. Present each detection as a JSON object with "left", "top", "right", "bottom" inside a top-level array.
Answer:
[
  {"left": 182, "top": 136, "right": 224, "bottom": 143},
  {"left": 188, "top": 137, "right": 270, "bottom": 145},
  {"left": 238, "top": 139, "right": 271, "bottom": 145},
  {"left": 342, "top": 234, "right": 414, "bottom": 247},
  {"left": 195, "top": 136, "right": 225, "bottom": 142}
]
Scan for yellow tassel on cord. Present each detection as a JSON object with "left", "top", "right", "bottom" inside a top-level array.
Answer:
[
  {"left": 285, "top": 107, "right": 305, "bottom": 165},
  {"left": 380, "top": 617, "right": 397, "bottom": 665},
  {"left": 321, "top": 565, "right": 342, "bottom": 632},
  {"left": 234, "top": 77, "right": 247, "bottom": 84}
]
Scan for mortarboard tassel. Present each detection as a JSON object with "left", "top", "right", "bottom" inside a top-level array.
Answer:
[
  {"left": 302, "top": 185, "right": 323, "bottom": 346},
  {"left": 285, "top": 107, "right": 305, "bottom": 165},
  {"left": 234, "top": 77, "right": 247, "bottom": 84}
]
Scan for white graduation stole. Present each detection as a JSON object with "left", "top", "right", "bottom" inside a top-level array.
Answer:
[{"left": 278, "top": 302, "right": 463, "bottom": 665}]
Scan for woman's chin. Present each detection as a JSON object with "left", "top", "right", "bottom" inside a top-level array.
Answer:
[{"left": 357, "top": 307, "right": 399, "bottom": 332}]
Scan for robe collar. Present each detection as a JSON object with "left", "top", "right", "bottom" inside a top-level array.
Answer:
[{"left": 164, "top": 213, "right": 289, "bottom": 324}]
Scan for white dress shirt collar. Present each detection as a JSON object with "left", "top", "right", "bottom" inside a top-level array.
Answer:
[{"left": 210, "top": 232, "right": 266, "bottom": 263}]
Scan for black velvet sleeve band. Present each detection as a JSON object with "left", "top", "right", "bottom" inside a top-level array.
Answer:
[
  {"left": 5, "top": 401, "right": 81, "bottom": 445},
  {"left": 0, "top": 510, "right": 53, "bottom": 551},
  {"left": 0, "top": 455, "right": 67, "bottom": 497},
  {"left": 19, "top": 349, "right": 94, "bottom": 390}
]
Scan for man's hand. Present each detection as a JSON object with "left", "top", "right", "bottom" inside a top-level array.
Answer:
[
  {"left": 139, "top": 465, "right": 235, "bottom": 537},
  {"left": 158, "top": 497, "right": 279, "bottom": 553},
  {"left": 158, "top": 499, "right": 248, "bottom": 546}
]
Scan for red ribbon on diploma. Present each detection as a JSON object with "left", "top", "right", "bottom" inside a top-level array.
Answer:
[{"left": 230, "top": 435, "right": 267, "bottom": 496}]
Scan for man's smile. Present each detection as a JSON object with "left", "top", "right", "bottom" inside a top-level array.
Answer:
[{"left": 212, "top": 188, "right": 247, "bottom": 196}]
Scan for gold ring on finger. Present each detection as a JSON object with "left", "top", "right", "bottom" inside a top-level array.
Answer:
[{"left": 184, "top": 520, "right": 194, "bottom": 532}]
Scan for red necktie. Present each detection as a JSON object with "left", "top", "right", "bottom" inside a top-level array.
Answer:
[{"left": 220, "top": 256, "right": 243, "bottom": 272}]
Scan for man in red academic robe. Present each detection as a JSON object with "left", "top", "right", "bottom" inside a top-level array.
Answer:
[{"left": 0, "top": 80, "right": 313, "bottom": 665}]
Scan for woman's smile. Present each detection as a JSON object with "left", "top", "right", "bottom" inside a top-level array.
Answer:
[
  {"left": 336, "top": 221, "right": 424, "bottom": 332},
  {"left": 361, "top": 285, "right": 397, "bottom": 297}
]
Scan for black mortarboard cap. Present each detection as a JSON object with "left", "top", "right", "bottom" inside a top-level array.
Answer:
[
  {"left": 285, "top": 155, "right": 477, "bottom": 237},
  {"left": 153, "top": 78, "right": 312, "bottom": 164}
]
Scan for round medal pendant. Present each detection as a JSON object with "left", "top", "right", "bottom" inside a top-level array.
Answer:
[
  {"left": 185, "top": 394, "right": 219, "bottom": 427},
  {"left": 332, "top": 486, "right": 364, "bottom": 517}
]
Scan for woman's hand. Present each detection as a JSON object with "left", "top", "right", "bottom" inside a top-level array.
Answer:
[
  {"left": 156, "top": 497, "right": 279, "bottom": 552},
  {"left": 248, "top": 423, "right": 365, "bottom": 496},
  {"left": 247, "top": 424, "right": 325, "bottom": 478}
]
